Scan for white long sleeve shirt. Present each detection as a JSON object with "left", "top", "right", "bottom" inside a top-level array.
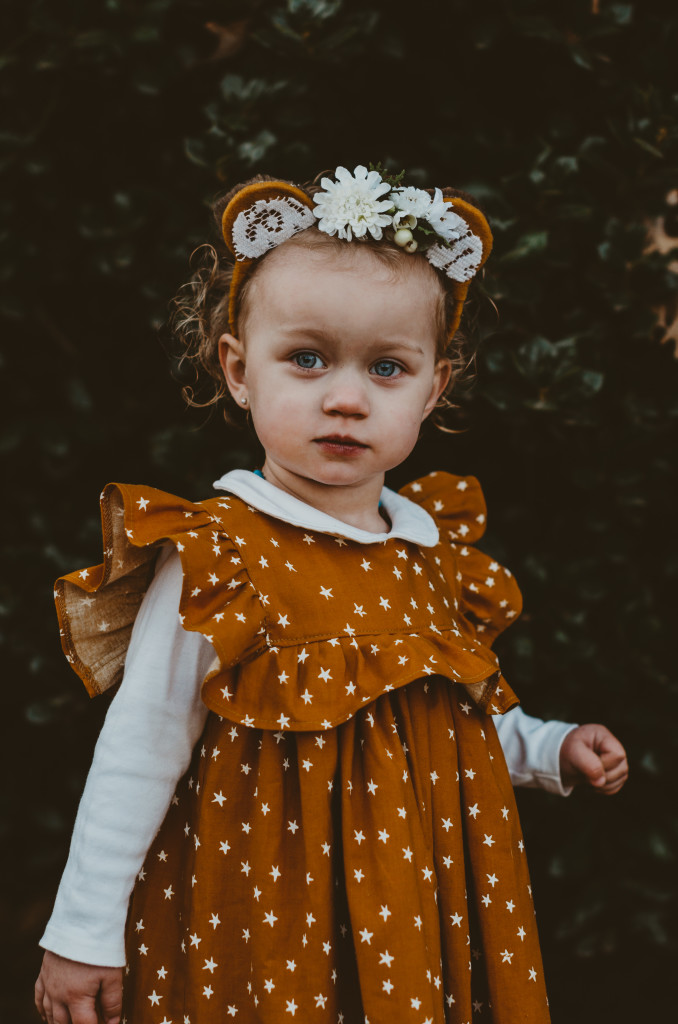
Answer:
[{"left": 39, "top": 471, "right": 577, "bottom": 967}]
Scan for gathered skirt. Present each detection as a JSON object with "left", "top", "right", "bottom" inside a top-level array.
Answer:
[{"left": 121, "top": 677, "right": 551, "bottom": 1023}]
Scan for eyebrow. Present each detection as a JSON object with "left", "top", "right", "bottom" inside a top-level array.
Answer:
[{"left": 281, "top": 326, "right": 425, "bottom": 356}]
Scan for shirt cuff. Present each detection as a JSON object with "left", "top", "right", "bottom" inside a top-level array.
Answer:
[
  {"left": 494, "top": 706, "right": 580, "bottom": 797},
  {"left": 39, "top": 924, "right": 127, "bottom": 968},
  {"left": 523, "top": 721, "right": 580, "bottom": 796}
]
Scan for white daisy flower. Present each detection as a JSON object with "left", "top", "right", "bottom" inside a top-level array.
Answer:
[
  {"left": 391, "top": 186, "right": 432, "bottom": 219},
  {"left": 313, "top": 165, "right": 393, "bottom": 241},
  {"left": 425, "top": 188, "right": 465, "bottom": 243}
]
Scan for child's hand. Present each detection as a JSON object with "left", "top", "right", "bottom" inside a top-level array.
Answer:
[
  {"left": 560, "top": 723, "right": 629, "bottom": 794},
  {"left": 35, "top": 950, "right": 123, "bottom": 1024}
]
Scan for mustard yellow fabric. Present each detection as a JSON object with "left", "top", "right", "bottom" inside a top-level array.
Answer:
[{"left": 55, "top": 472, "right": 551, "bottom": 1022}]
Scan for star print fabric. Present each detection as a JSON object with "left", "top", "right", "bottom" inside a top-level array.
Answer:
[{"left": 54, "top": 472, "right": 551, "bottom": 1022}]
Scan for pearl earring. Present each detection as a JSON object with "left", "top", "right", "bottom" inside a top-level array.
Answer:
[{"left": 241, "top": 397, "right": 248, "bottom": 406}]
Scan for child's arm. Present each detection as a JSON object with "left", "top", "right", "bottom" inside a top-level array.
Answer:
[
  {"left": 36, "top": 545, "right": 212, "bottom": 1022},
  {"left": 494, "top": 706, "right": 628, "bottom": 795}
]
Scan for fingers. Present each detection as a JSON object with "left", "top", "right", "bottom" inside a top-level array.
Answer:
[
  {"left": 99, "top": 970, "right": 123, "bottom": 1024},
  {"left": 600, "top": 750, "right": 628, "bottom": 776},
  {"left": 42, "top": 994, "right": 72, "bottom": 1024},
  {"left": 594, "top": 754, "right": 629, "bottom": 795},
  {"left": 41, "top": 992, "right": 52, "bottom": 1024},
  {"left": 41, "top": 996, "right": 99, "bottom": 1024},
  {"left": 600, "top": 750, "right": 626, "bottom": 772},
  {"left": 591, "top": 726, "right": 629, "bottom": 794},
  {"left": 572, "top": 741, "right": 608, "bottom": 788},
  {"left": 35, "top": 976, "right": 70, "bottom": 1024},
  {"left": 598, "top": 776, "right": 626, "bottom": 795},
  {"left": 67, "top": 998, "right": 99, "bottom": 1024},
  {"left": 49, "top": 1001, "right": 73, "bottom": 1024},
  {"left": 594, "top": 727, "right": 627, "bottom": 761},
  {"left": 35, "top": 973, "right": 47, "bottom": 1021}
]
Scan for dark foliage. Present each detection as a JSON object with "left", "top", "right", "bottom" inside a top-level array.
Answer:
[{"left": 2, "top": 1, "right": 677, "bottom": 1019}]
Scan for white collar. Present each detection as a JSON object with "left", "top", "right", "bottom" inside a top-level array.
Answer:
[{"left": 212, "top": 469, "right": 439, "bottom": 547}]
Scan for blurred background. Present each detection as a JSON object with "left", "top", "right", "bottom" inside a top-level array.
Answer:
[{"left": 2, "top": 1, "right": 677, "bottom": 1020}]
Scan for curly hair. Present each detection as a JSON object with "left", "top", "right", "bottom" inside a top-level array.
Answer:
[{"left": 167, "top": 174, "right": 491, "bottom": 428}]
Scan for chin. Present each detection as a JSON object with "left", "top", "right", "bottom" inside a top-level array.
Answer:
[{"left": 308, "top": 463, "right": 375, "bottom": 487}]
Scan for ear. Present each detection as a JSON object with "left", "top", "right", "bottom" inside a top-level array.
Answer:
[
  {"left": 422, "top": 358, "right": 452, "bottom": 420},
  {"left": 218, "top": 333, "right": 248, "bottom": 405}
]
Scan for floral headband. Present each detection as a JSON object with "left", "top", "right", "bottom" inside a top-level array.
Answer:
[{"left": 221, "top": 164, "right": 493, "bottom": 339}]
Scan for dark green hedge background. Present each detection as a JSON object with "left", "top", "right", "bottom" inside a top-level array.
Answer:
[{"left": 2, "top": 1, "right": 677, "bottom": 1020}]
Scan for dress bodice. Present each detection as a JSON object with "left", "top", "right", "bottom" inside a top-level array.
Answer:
[{"left": 55, "top": 472, "right": 523, "bottom": 729}]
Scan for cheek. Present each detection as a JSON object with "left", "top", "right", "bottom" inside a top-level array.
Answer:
[
  {"left": 250, "top": 392, "right": 308, "bottom": 443},
  {"left": 387, "top": 409, "right": 425, "bottom": 448},
  {"left": 399, "top": 381, "right": 436, "bottom": 421},
  {"left": 390, "top": 390, "right": 433, "bottom": 443}
]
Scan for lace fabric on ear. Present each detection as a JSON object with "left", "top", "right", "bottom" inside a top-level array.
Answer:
[
  {"left": 231, "top": 196, "right": 316, "bottom": 261},
  {"left": 426, "top": 227, "right": 485, "bottom": 283},
  {"left": 424, "top": 198, "right": 491, "bottom": 285}
]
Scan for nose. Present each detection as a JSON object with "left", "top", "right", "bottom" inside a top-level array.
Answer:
[{"left": 321, "top": 367, "right": 369, "bottom": 418}]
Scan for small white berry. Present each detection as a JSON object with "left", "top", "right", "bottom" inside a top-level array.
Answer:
[{"left": 394, "top": 227, "right": 414, "bottom": 247}]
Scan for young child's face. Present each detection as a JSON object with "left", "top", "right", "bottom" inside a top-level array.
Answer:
[{"left": 219, "top": 242, "right": 451, "bottom": 498}]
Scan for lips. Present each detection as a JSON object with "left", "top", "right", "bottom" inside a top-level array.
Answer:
[
  {"left": 314, "top": 435, "right": 369, "bottom": 456},
  {"left": 315, "top": 435, "right": 368, "bottom": 448}
]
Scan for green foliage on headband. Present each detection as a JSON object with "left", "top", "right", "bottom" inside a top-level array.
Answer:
[
  {"left": 3, "top": 2, "right": 678, "bottom": 1021},
  {"left": 367, "top": 162, "right": 406, "bottom": 189}
]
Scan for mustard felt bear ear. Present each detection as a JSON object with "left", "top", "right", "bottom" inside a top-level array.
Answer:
[
  {"left": 221, "top": 180, "right": 316, "bottom": 335},
  {"left": 221, "top": 181, "right": 316, "bottom": 262},
  {"left": 427, "top": 196, "right": 493, "bottom": 339},
  {"left": 426, "top": 196, "right": 493, "bottom": 283}
]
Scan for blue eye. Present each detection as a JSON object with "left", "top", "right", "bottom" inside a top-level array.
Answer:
[
  {"left": 371, "top": 359, "right": 403, "bottom": 378},
  {"left": 292, "top": 352, "right": 324, "bottom": 370}
]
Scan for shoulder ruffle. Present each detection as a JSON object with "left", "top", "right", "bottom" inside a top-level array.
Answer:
[
  {"left": 400, "top": 471, "right": 489, "bottom": 544},
  {"left": 399, "top": 471, "right": 523, "bottom": 711},
  {"left": 399, "top": 471, "right": 523, "bottom": 641},
  {"left": 55, "top": 483, "right": 266, "bottom": 696}
]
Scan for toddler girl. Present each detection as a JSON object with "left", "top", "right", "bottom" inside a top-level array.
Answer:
[{"left": 35, "top": 165, "right": 628, "bottom": 1024}]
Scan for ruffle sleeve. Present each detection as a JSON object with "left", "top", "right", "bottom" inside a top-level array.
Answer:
[
  {"left": 55, "top": 483, "right": 266, "bottom": 697},
  {"left": 399, "top": 472, "right": 524, "bottom": 713}
]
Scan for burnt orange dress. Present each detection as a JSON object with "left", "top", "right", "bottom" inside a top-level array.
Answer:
[{"left": 55, "top": 471, "right": 551, "bottom": 1024}]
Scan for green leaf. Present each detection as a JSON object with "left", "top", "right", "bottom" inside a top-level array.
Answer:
[{"left": 499, "top": 231, "right": 549, "bottom": 263}]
